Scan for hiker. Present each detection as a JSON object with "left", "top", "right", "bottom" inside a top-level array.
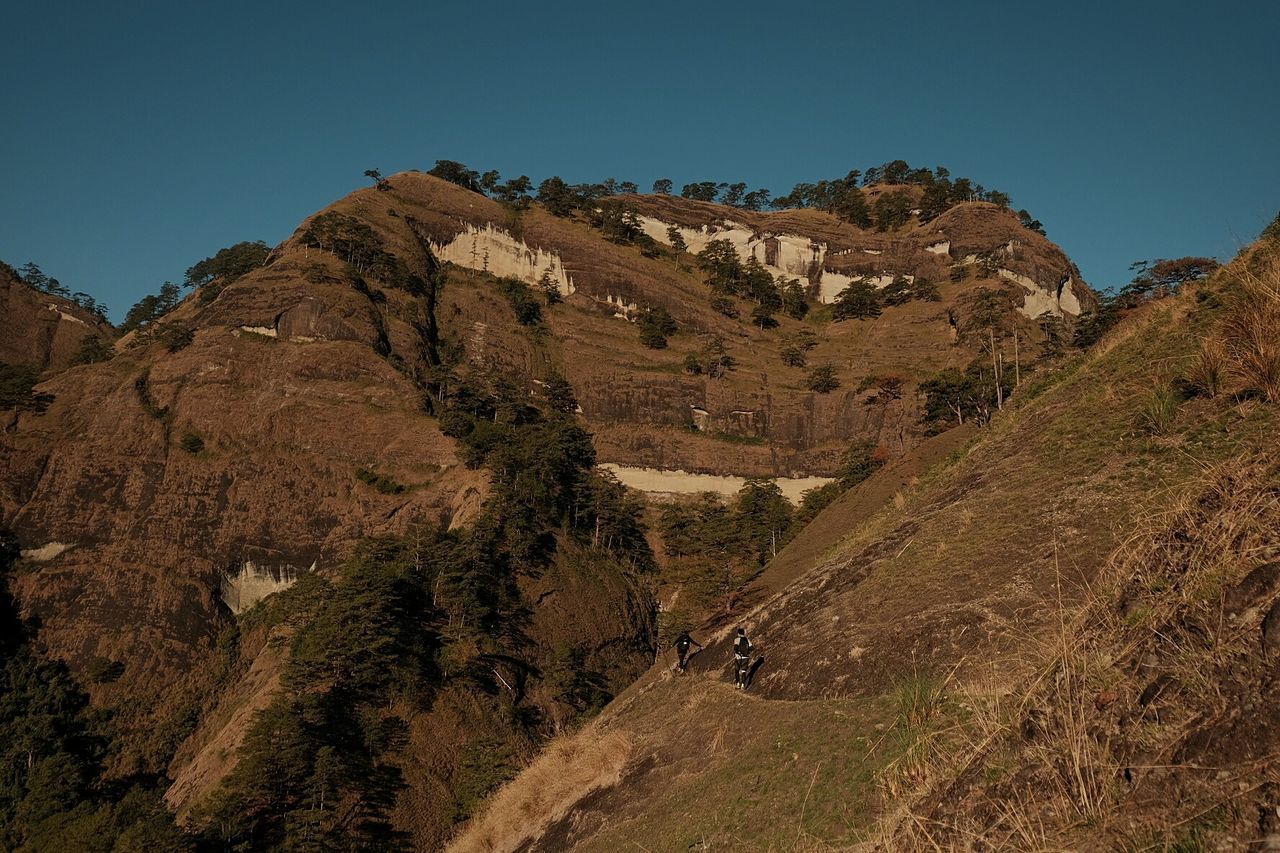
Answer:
[
  {"left": 673, "top": 631, "right": 702, "bottom": 673},
  {"left": 733, "top": 627, "right": 753, "bottom": 689}
]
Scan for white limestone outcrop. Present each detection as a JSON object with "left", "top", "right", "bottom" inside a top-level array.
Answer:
[{"left": 431, "top": 223, "right": 575, "bottom": 296}]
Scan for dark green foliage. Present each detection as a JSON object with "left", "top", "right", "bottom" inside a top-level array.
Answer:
[
  {"left": 494, "top": 277, "right": 542, "bottom": 325},
  {"left": 541, "top": 372, "right": 579, "bottom": 414},
  {"left": 1018, "top": 209, "right": 1046, "bottom": 235},
  {"left": 918, "top": 360, "right": 1014, "bottom": 429},
  {"left": 882, "top": 275, "right": 940, "bottom": 307},
  {"left": 1117, "top": 257, "right": 1219, "bottom": 306},
  {"left": 535, "top": 176, "right": 577, "bottom": 217},
  {"left": 120, "top": 281, "right": 182, "bottom": 334},
  {"left": 652, "top": 178, "right": 673, "bottom": 194},
  {"left": 365, "top": 168, "right": 392, "bottom": 191},
  {"left": 355, "top": 467, "right": 406, "bottom": 494},
  {"left": 70, "top": 335, "right": 113, "bottom": 366},
  {"left": 659, "top": 479, "right": 793, "bottom": 611},
  {"left": 751, "top": 302, "right": 778, "bottom": 330},
  {"left": 589, "top": 201, "right": 643, "bottom": 244},
  {"left": 710, "top": 296, "right": 738, "bottom": 318},
  {"left": 178, "top": 431, "right": 204, "bottom": 455},
  {"left": 1072, "top": 303, "right": 1122, "bottom": 348},
  {"left": 538, "top": 269, "right": 562, "bottom": 305},
  {"left": 151, "top": 322, "right": 194, "bottom": 352},
  {"left": 681, "top": 181, "right": 723, "bottom": 201},
  {"left": 807, "top": 364, "right": 840, "bottom": 393},
  {"left": 872, "top": 190, "right": 914, "bottom": 231},
  {"left": 0, "top": 364, "right": 52, "bottom": 413},
  {"left": 788, "top": 441, "right": 885, "bottom": 531},
  {"left": 832, "top": 280, "right": 883, "bottom": 320},
  {"left": 682, "top": 353, "right": 703, "bottom": 375},
  {"left": 17, "top": 261, "right": 69, "bottom": 296},
  {"left": 697, "top": 239, "right": 744, "bottom": 293},
  {"left": 703, "top": 337, "right": 736, "bottom": 378},
  {"left": 301, "top": 212, "right": 427, "bottom": 295},
  {"left": 638, "top": 306, "right": 677, "bottom": 349},
  {"left": 0, "top": 528, "right": 189, "bottom": 851},
  {"left": 84, "top": 657, "right": 126, "bottom": 683},
  {"left": 780, "top": 277, "right": 809, "bottom": 319},
  {"left": 133, "top": 370, "right": 168, "bottom": 419},
  {"left": 428, "top": 159, "right": 482, "bottom": 192},
  {"left": 451, "top": 736, "right": 522, "bottom": 821},
  {"left": 780, "top": 343, "right": 807, "bottom": 368},
  {"left": 183, "top": 240, "right": 270, "bottom": 289}
]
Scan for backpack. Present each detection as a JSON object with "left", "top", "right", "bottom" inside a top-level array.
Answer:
[{"left": 734, "top": 636, "right": 751, "bottom": 658}]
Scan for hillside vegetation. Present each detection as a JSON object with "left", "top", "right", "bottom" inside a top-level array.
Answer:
[{"left": 450, "top": 229, "right": 1280, "bottom": 850}]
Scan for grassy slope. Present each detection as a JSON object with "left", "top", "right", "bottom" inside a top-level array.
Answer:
[{"left": 449, "top": 243, "right": 1280, "bottom": 852}]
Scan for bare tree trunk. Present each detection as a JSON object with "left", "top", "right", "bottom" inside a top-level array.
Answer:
[{"left": 1014, "top": 328, "right": 1021, "bottom": 386}]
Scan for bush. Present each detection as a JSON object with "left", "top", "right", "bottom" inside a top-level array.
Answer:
[
  {"left": 70, "top": 335, "right": 112, "bottom": 366},
  {"left": 355, "top": 467, "right": 406, "bottom": 495},
  {"left": 1138, "top": 385, "right": 1180, "bottom": 435},
  {"left": 638, "top": 306, "right": 676, "bottom": 349},
  {"left": 807, "top": 364, "right": 840, "bottom": 393},
  {"left": 178, "top": 432, "right": 204, "bottom": 454},
  {"left": 1183, "top": 340, "right": 1227, "bottom": 399},
  {"left": 0, "top": 364, "right": 51, "bottom": 412},
  {"left": 84, "top": 657, "right": 126, "bottom": 684},
  {"left": 682, "top": 353, "right": 703, "bottom": 375},
  {"left": 133, "top": 371, "right": 168, "bottom": 419},
  {"left": 494, "top": 278, "right": 542, "bottom": 326}
]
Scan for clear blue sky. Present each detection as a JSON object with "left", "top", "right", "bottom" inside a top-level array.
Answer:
[{"left": 2, "top": 0, "right": 1277, "bottom": 322}]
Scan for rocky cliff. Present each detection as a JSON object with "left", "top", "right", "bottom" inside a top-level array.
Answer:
[{"left": 0, "top": 266, "right": 114, "bottom": 371}]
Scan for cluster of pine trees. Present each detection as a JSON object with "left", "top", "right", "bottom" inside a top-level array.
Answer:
[{"left": 658, "top": 442, "right": 884, "bottom": 619}]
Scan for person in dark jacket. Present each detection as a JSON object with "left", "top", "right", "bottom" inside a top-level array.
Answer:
[
  {"left": 733, "top": 627, "right": 753, "bottom": 689},
  {"left": 673, "top": 631, "right": 702, "bottom": 673}
]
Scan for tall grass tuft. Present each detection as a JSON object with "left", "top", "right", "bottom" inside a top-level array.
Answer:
[
  {"left": 1183, "top": 339, "right": 1226, "bottom": 399},
  {"left": 1220, "top": 261, "right": 1280, "bottom": 402},
  {"left": 1138, "top": 384, "right": 1180, "bottom": 434}
]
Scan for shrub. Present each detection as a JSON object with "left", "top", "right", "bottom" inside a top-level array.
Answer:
[
  {"left": 780, "top": 343, "right": 806, "bottom": 368},
  {"left": 70, "top": 335, "right": 112, "bottom": 366},
  {"left": 710, "top": 296, "right": 738, "bottom": 318},
  {"left": 494, "top": 278, "right": 542, "bottom": 326},
  {"left": 355, "top": 467, "right": 406, "bottom": 495},
  {"left": 84, "top": 657, "right": 126, "bottom": 683},
  {"left": 807, "top": 364, "right": 840, "bottom": 393},
  {"left": 1183, "top": 340, "right": 1227, "bottom": 399},
  {"left": 638, "top": 306, "right": 676, "bottom": 349},
  {"left": 178, "top": 431, "right": 205, "bottom": 454},
  {"left": 134, "top": 371, "right": 168, "bottom": 419},
  {"left": 682, "top": 353, "right": 703, "bottom": 375},
  {"left": 1138, "top": 384, "right": 1180, "bottom": 435},
  {"left": 894, "top": 668, "right": 946, "bottom": 729}
]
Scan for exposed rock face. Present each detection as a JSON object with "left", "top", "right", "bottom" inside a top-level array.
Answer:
[
  {"left": 0, "top": 171, "right": 1100, "bottom": 844},
  {"left": 0, "top": 250, "right": 487, "bottom": 757},
  {"left": 0, "top": 267, "right": 115, "bottom": 371}
]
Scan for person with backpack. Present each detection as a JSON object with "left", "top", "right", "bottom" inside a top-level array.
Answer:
[
  {"left": 733, "top": 627, "right": 753, "bottom": 689},
  {"left": 673, "top": 631, "right": 702, "bottom": 673}
]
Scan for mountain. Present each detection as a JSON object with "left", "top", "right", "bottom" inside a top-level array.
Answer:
[
  {"left": 449, "top": 230, "right": 1280, "bottom": 851},
  {"left": 1, "top": 167, "right": 1114, "bottom": 849},
  {"left": 0, "top": 263, "right": 114, "bottom": 372}
]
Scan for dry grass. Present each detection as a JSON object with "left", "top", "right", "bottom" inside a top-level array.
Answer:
[
  {"left": 1183, "top": 338, "right": 1227, "bottom": 399},
  {"left": 868, "top": 452, "right": 1280, "bottom": 849},
  {"left": 1220, "top": 254, "right": 1280, "bottom": 402},
  {"left": 445, "top": 723, "right": 632, "bottom": 853}
]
